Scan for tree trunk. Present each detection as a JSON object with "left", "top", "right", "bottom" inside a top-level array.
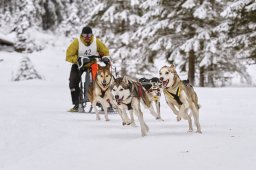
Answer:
[
  {"left": 199, "top": 66, "right": 205, "bottom": 87},
  {"left": 121, "top": 58, "right": 126, "bottom": 77},
  {"left": 208, "top": 64, "right": 215, "bottom": 87},
  {"left": 188, "top": 50, "right": 195, "bottom": 86}
]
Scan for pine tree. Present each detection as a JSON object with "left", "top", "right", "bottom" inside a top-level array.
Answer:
[
  {"left": 86, "top": 0, "right": 151, "bottom": 78},
  {"left": 13, "top": 56, "right": 43, "bottom": 81},
  {"left": 58, "top": 2, "right": 81, "bottom": 37},
  {"left": 13, "top": 0, "right": 36, "bottom": 52},
  {"left": 207, "top": 0, "right": 256, "bottom": 86}
]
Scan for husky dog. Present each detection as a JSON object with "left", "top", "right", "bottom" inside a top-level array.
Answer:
[
  {"left": 139, "top": 77, "right": 163, "bottom": 120},
  {"left": 111, "top": 76, "right": 151, "bottom": 136},
  {"left": 159, "top": 65, "right": 202, "bottom": 133},
  {"left": 87, "top": 65, "right": 114, "bottom": 121}
]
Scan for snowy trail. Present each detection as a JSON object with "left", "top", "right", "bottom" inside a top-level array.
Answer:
[{"left": 1, "top": 82, "right": 256, "bottom": 170}]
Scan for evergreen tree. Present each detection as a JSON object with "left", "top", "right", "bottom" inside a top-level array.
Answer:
[
  {"left": 133, "top": 0, "right": 223, "bottom": 85},
  {"left": 215, "top": 0, "right": 256, "bottom": 84},
  {"left": 86, "top": 0, "right": 151, "bottom": 78},
  {"left": 58, "top": 2, "right": 81, "bottom": 37},
  {"left": 13, "top": 56, "right": 43, "bottom": 81},
  {"left": 13, "top": 0, "right": 36, "bottom": 52}
]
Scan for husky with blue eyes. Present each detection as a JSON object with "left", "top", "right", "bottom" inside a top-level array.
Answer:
[{"left": 111, "top": 76, "right": 151, "bottom": 136}]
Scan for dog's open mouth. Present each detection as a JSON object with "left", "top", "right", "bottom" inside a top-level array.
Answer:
[
  {"left": 116, "top": 96, "right": 124, "bottom": 105},
  {"left": 162, "top": 79, "right": 169, "bottom": 88},
  {"left": 101, "top": 82, "right": 107, "bottom": 87}
]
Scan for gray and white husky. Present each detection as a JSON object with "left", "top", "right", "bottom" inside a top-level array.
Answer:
[
  {"left": 159, "top": 64, "right": 202, "bottom": 133},
  {"left": 111, "top": 76, "right": 151, "bottom": 136}
]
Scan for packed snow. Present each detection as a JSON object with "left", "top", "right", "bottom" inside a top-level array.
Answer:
[{"left": 0, "top": 36, "right": 256, "bottom": 170}]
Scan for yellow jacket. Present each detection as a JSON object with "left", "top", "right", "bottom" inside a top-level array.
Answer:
[{"left": 66, "top": 35, "right": 109, "bottom": 64}]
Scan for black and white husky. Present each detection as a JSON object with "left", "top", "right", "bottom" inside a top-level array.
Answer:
[
  {"left": 111, "top": 76, "right": 151, "bottom": 136},
  {"left": 139, "top": 77, "right": 163, "bottom": 120}
]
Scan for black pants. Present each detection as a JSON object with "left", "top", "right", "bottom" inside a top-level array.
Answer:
[{"left": 69, "top": 64, "right": 81, "bottom": 105}]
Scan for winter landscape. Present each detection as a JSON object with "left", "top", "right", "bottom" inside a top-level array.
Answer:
[{"left": 1, "top": 0, "right": 256, "bottom": 170}]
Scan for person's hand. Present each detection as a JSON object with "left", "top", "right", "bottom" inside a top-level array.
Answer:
[
  {"left": 78, "top": 57, "right": 90, "bottom": 67},
  {"left": 101, "top": 57, "right": 110, "bottom": 65}
]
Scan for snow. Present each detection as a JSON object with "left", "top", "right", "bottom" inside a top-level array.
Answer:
[
  {"left": 246, "top": 2, "right": 256, "bottom": 11},
  {"left": 0, "top": 32, "right": 16, "bottom": 44},
  {"left": 182, "top": 0, "right": 196, "bottom": 9},
  {"left": 193, "top": 4, "right": 207, "bottom": 19},
  {"left": 1, "top": 36, "right": 256, "bottom": 170}
]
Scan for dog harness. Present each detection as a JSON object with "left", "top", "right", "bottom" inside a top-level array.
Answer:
[
  {"left": 130, "top": 81, "right": 143, "bottom": 97},
  {"left": 163, "top": 83, "right": 183, "bottom": 105},
  {"left": 117, "top": 95, "right": 133, "bottom": 110},
  {"left": 126, "top": 101, "right": 133, "bottom": 110},
  {"left": 96, "top": 73, "right": 113, "bottom": 98}
]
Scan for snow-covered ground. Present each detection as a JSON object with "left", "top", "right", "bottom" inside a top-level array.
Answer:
[{"left": 0, "top": 38, "right": 256, "bottom": 170}]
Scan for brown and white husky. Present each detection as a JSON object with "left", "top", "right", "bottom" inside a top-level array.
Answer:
[
  {"left": 87, "top": 65, "right": 114, "bottom": 121},
  {"left": 159, "top": 65, "right": 202, "bottom": 133}
]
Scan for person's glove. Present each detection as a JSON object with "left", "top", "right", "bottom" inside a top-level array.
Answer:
[
  {"left": 101, "top": 57, "right": 110, "bottom": 65},
  {"left": 78, "top": 57, "right": 90, "bottom": 68}
]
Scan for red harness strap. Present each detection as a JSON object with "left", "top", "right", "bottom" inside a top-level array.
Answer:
[
  {"left": 132, "top": 82, "right": 143, "bottom": 97},
  {"left": 138, "top": 84, "right": 143, "bottom": 97}
]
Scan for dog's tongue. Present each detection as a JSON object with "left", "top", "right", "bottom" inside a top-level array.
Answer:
[
  {"left": 116, "top": 97, "right": 124, "bottom": 105},
  {"left": 162, "top": 81, "right": 168, "bottom": 88},
  {"left": 117, "top": 99, "right": 122, "bottom": 105},
  {"left": 102, "top": 82, "right": 107, "bottom": 87}
]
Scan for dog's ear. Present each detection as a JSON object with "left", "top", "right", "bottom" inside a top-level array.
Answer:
[
  {"left": 122, "top": 76, "right": 129, "bottom": 84},
  {"left": 169, "top": 64, "right": 176, "bottom": 72},
  {"left": 112, "top": 75, "right": 116, "bottom": 82},
  {"left": 105, "top": 64, "right": 110, "bottom": 70},
  {"left": 98, "top": 65, "right": 103, "bottom": 70}
]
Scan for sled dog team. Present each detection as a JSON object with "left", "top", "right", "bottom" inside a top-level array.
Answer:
[
  {"left": 66, "top": 26, "right": 202, "bottom": 136},
  {"left": 87, "top": 64, "right": 202, "bottom": 136}
]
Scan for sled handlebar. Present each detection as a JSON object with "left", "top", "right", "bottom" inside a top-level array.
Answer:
[{"left": 78, "top": 55, "right": 101, "bottom": 69}]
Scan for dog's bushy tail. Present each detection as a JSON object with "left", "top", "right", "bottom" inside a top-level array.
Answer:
[
  {"left": 191, "top": 87, "right": 200, "bottom": 110},
  {"left": 141, "top": 88, "right": 151, "bottom": 108}
]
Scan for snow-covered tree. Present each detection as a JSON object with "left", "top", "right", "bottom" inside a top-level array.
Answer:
[
  {"left": 216, "top": 0, "right": 255, "bottom": 83},
  {"left": 13, "top": 0, "right": 37, "bottom": 52},
  {"left": 57, "top": 0, "right": 99, "bottom": 37},
  {"left": 132, "top": 0, "right": 223, "bottom": 86},
  {"left": 58, "top": 2, "right": 81, "bottom": 37},
  {"left": 86, "top": 0, "right": 154, "bottom": 78},
  {"left": 13, "top": 56, "right": 43, "bottom": 81}
]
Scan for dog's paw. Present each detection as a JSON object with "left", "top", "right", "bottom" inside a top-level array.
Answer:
[
  {"left": 122, "top": 122, "right": 126, "bottom": 126},
  {"left": 105, "top": 118, "right": 110, "bottom": 121},
  {"left": 131, "top": 123, "right": 137, "bottom": 127},
  {"left": 176, "top": 116, "right": 181, "bottom": 121},
  {"left": 96, "top": 117, "right": 101, "bottom": 121},
  {"left": 196, "top": 130, "right": 202, "bottom": 134},
  {"left": 156, "top": 117, "right": 164, "bottom": 121},
  {"left": 141, "top": 131, "right": 147, "bottom": 137},
  {"left": 187, "top": 129, "right": 193, "bottom": 133}
]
